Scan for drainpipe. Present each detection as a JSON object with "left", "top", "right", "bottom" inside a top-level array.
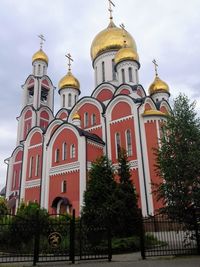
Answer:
[{"left": 137, "top": 103, "right": 149, "bottom": 215}]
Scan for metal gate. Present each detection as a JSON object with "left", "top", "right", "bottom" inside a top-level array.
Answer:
[
  {"left": 142, "top": 209, "right": 200, "bottom": 258},
  {"left": 0, "top": 209, "right": 111, "bottom": 265}
]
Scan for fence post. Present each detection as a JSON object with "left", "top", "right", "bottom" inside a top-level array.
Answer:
[
  {"left": 193, "top": 208, "right": 200, "bottom": 255},
  {"left": 139, "top": 210, "right": 146, "bottom": 260},
  {"left": 33, "top": 209, "right": 40, "bottom": 266},
  {"left": 107, "top": 225, "right": 112, "bottom": 262},
  {"left": 70, "top": 209, "right": 75, "bottom": 264}
]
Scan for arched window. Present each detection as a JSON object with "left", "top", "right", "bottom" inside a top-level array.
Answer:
[
  {"left": 128, "top": 67, "right": 133, "bottom": 82},
  {"left": 61, "top": 180, "right": 67, "bottom": 193},
  {"left": 29, "top": 156, "right": 33, "bottom": 178},
  {"left": 95, "top": 66, "right": 98, "bottom": 85},
  {"left": 122, "top": 69, "right": 125, "bottom": 83},
  {"left": 84, "top": 112, "right": 89, "bottom": 128},
  {"left": 33, "top": 65, "right": 36, "bottom": 75},
  {"left": 62, "top": 142, "right": 67, "bottom": 160},
  {"left": 13, "top": 170, "right": 17, "bottom": 188},
  {"left": 102, "top": 61, "right": 105, "bottom": 82},
  {"left": 55, "top": 149, "right": 60, "bottom": 163},
  {"left": 68, "top": 93, "right": 72, "bottom": 107},
  {"left": 38, "top": 64, "right": 41, "bottom": 75},
  {"left": 136, "top": 69, "right": 139, "bottom": 83},
  {"left": 35, "top": 154, "right": 40, "bottom": 176},
  {"left": 115, "top": 132, "right": 121, "bottom": 159},
  {"left": 70, "top": 144, "right": 75, "bottom": 158},
  {"left": 112, "top": 59, "right": 116, "bottom": 80},
  {"left": 126, "top": 130, "right": 132, "bottom": 156},
  {"left": 91, "top": 114, "right": 96, "bottom": 126},
  {"left": 63, "top": 95, "right": 65, "bottom": 107}
]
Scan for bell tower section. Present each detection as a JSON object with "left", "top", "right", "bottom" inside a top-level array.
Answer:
[{"left": 16, "top": 35, "right": 55, "bottom": 144}]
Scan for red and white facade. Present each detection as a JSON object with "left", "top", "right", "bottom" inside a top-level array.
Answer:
[{"left": 5, "top": 18, "right": 171, "bottom": 217}]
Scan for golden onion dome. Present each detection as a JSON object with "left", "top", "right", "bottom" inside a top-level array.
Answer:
[
  {"left": 90, "top": 20, "right": 137, "bottom": 61},
  {"left": 142, "top": 109, "right": 167, "bottom": 117},
  {"left": 149, "top": 76, "right": 169, "bottom": 95},
  {"left": 115, "top": 46, "right": 139, "bottom": 65},
  {"left": 32, "top": 49, "right": 49, "bottom": 65},
  {"left": 72, "top": 111, "right": 81, "bottom": 120},
  {"left": 59, "top": 71, "right": 80, "bottom": 91}
]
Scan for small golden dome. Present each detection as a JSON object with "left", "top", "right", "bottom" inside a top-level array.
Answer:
[
  {"left": 91, "top": 21, "right": 137, "bottom": 61},
  {"left": 142, "top": 109, "right": 166, "bottom": 117},
  {"left": 72, "top": 111, "right": 81, "bottom": 120},
  {"left": 59, "top": 71, "right": 80, "bottom": 91},
  {"left": 32, "top": 49, "right": 48, "bottom": 65},
  {"left": 115, "top": 46, "right": 139, "bottom": 65},
  {"left": 149, "top": 76, "right": 169, "bottom": 95}
]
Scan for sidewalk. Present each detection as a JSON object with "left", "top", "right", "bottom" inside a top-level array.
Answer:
[{"left": 1, "top": 254, "right": 200, "bottom": 267}]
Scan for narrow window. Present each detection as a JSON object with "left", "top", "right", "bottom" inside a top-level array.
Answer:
[
  {"left": 62, "top": 142, "right": 67, "bottom": 160},
  {"left": 74, "top": 95, "right": 77, "bottom": 104},
  {"left": 84, "top": 112, "right": 89, "bottom": 128},
  {"left": 70, "top": 144, "right": 75, "bottom": 158},
  {"left": 128, "top": 67, "right": 133, "bottom": 82},
  {"left": 126, "top": 130, "right": 132, "bottom": 156},
  {"left": 112, "top": 59, "right": 116, "bottom": 80},
  {"left": 55, "top": 149, "right": 60, "bottom": 163},
  {"left": 35, "top": 154, "right": 40, "bottom": 176},
  {"left": 91, "top": 114, "right": 96, "bottom": 126},
  {"left": 38, "top": 64, "right": 41, "bottom": 75},
  {"left": 63, "top": 95, "right": 65, "bottom": 107},
  {"left": 115, "top": 133, "right": 121, "bottom": 159},
  {"left": 136, "top": 69, "right": 139, "bottom": 84},
  {"left": 61, "top": 180, "right": 67, "bottom": 193},
  {"left": 29, "top": 156, "right": 33, "bottom": 178},
  {"left": 122, "top": 69, "right": 125, "bottom": 83},
  {"left": 68, "top": 93, "right": 72, "bottom": 107},
  {"left": 13, "top": 170, "right": 17, "bottom": 188},
  {"left": 43, "top": 65, "right": 45, "bottom": 74},
  {"left": 33, "top": 65, "right": 36, "bottom": 75},
  {"left": 95, "top": 66, "right": 98, "bottom": 85},
  {"left": 102, "top": 61, "right": 105, "bottom": 82}
]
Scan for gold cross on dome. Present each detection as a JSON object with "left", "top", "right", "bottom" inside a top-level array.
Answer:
[
  {"left": 152, "top": 59, "right": 158, "bottom": 77},
  {"left": 108, "top": 0, "right": 115, "bottom": 20},
  {"left": 38, "top": 34, "right": 46, "bottom": 50},
  {"left": 65, "top": 53, "right": 73, "bottom": 71}
]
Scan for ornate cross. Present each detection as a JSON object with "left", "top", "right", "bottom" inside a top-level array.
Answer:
[
  {"left": 152, "top": 59, "right": 158, "bottom": 77},
  {"left": 38, "top": 34, "right": 46, "bottom": 50},
  {"left": 65, "top": 53, "right": 73, "bottom": 71},
  {"left": 108, "top": 0, "right": 115, "bottom": 20}
]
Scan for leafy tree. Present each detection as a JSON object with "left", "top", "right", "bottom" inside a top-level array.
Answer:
[
  {"left": 0, "top": 197, "right": 8, "bottom": 216},
  {"left": 155, "top": 94, "right": 200, "bottom": 221},
  {"left": 82, "top": 155, "right": 116, "bottom": 228},
  {"left": 112, "top": 148, "right": 140, "bottom": 237}
]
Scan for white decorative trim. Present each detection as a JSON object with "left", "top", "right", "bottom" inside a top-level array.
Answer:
[
  {"left": 110, "top": 115, "right": 134, "bottom": 125},
  {"left": 13, "top": 160, "right": 22, "bottom": 165},
  {"left": 49, "top": 162, "right": 80, "bottom": 176},
  {"left": 25, "top": 179, "right": 41, "bottom": 188},
  {"left": 87, "top": 140, "right": 104, "bottom": 149},
  {"left": 113, "top": 160, "right": 138, "bottom": 171},
  {"left": 29, "top": 143, "right": 43, "bottom": 149},
  {"left": 86, "top": 124, "right": 102, "bottom": 131}
]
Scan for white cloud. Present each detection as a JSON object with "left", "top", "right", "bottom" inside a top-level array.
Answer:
[{"left": 0, "top": 0, "right": 200, "bottom": 189}]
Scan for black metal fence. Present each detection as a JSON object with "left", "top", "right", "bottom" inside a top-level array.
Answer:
[
  {"left": 142, "top": 209, "right": 200, "bottom": 258},
  {"left": 0, "top": 209, "right": 112, "bottom": 265}
]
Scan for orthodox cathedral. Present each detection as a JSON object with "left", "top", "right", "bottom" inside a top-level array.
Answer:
[{"left": 5, "top": 4, "right": 171, "bottom": 216}]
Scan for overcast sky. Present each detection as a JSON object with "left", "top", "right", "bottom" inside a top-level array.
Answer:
[{"left": 0, "top": 0, "right": 200, "bottom": 190}]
